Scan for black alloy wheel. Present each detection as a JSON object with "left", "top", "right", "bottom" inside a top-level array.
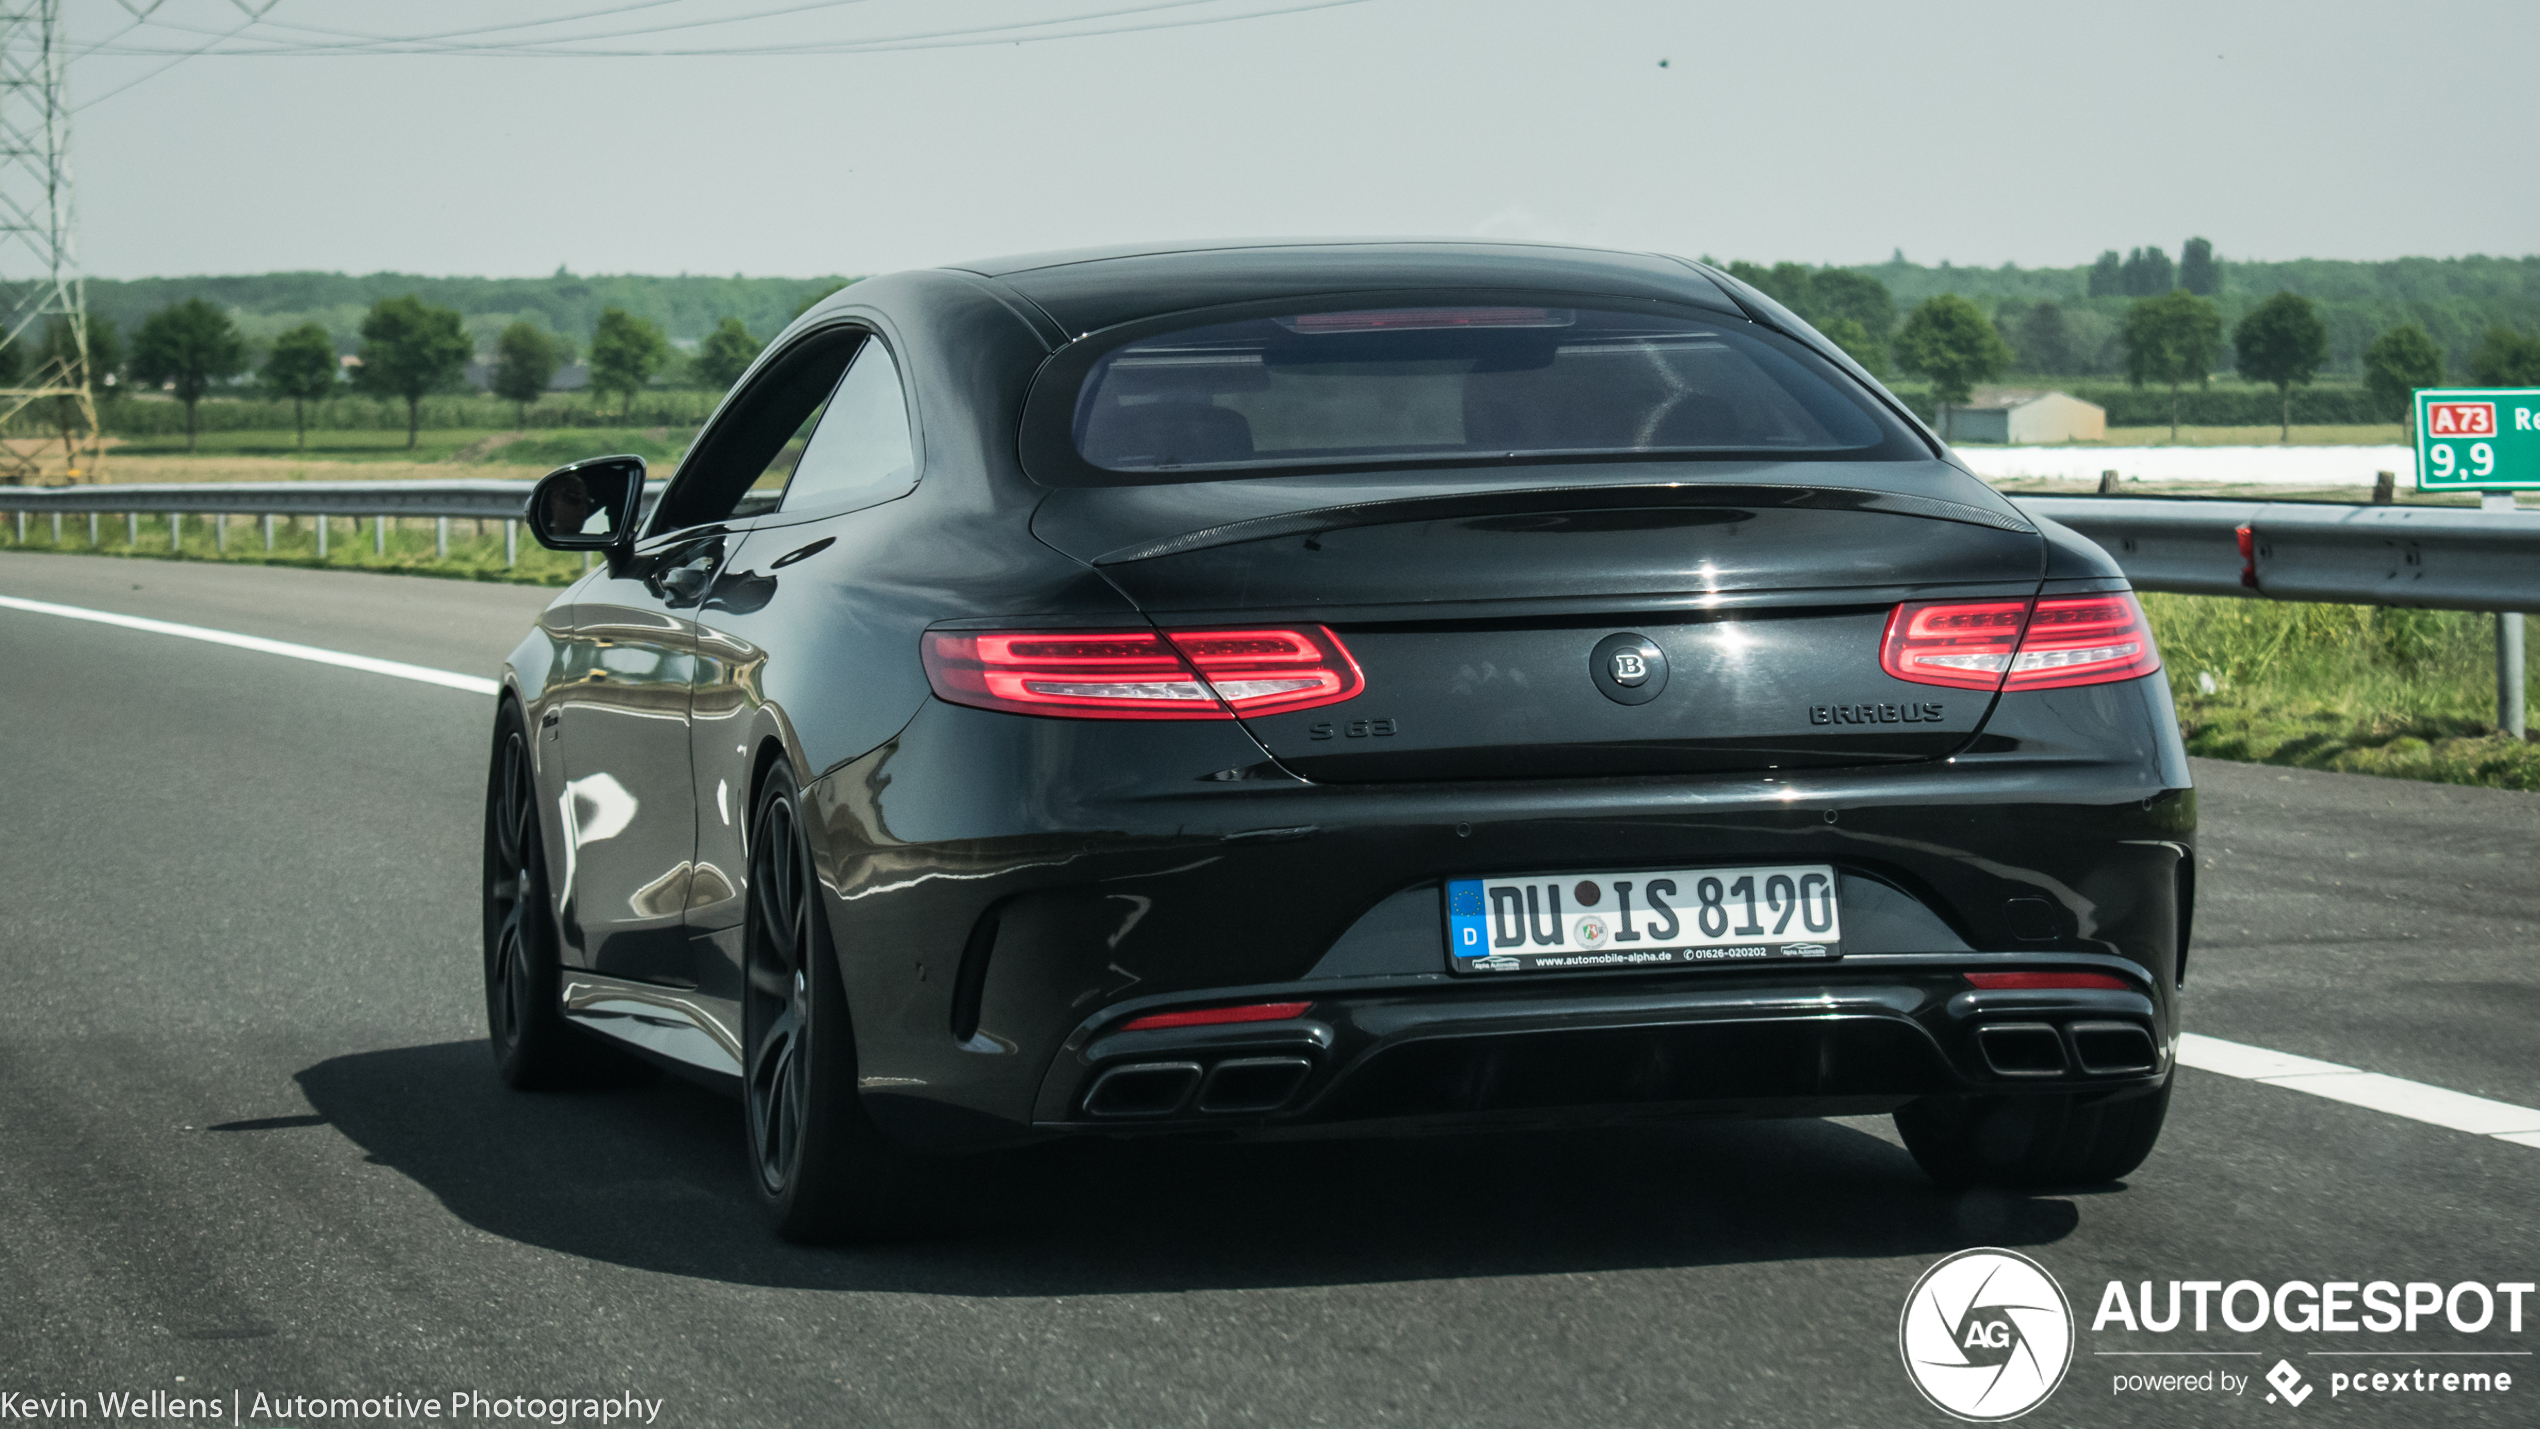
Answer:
[
  {"left": 741, "top": 763, "right": 916, "bottom": 1242},
  {"left": 482, "top": 700, "right": 590, "bottom": 1087}
]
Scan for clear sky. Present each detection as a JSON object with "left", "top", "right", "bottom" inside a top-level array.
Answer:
[{"left": 62, "top": 0, "right": 2540, "bottom": 279}]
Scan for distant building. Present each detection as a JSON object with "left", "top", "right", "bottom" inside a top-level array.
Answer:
[{"left": 1937, "top": 390, "right": 2105, "bottom": 445}]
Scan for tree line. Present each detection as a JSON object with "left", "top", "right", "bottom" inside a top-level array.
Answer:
[
  {"left": 1721, "top": 246, "right": 2540, "bottom": 440},
  {"left": 41, "top": 283, "right": 851, "bottom": 451}
]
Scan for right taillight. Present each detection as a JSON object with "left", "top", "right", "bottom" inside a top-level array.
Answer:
[{"left": 1883, "top": 592, "right": 2160, "bottom": 692}]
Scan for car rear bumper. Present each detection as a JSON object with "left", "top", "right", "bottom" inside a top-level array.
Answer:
[{"left": 1018, "top": 954, "right": 2170, "bottom": 1138}]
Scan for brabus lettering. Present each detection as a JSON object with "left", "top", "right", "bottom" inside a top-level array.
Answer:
[{"left": 1811, "top": 702, "right": 1944, "bottom": 725}]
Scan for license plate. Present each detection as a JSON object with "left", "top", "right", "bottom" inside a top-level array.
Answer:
[{"left": 1444, "top": 865, "right": 1841, "bottom": 975}]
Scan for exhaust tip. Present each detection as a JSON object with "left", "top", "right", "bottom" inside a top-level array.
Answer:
[
  {"left": 1975, "top": 1023, "right": 2068, "bottom": 1077},
  {"left": 1196, "top": 1056, "right": 1314, "bottom": 1115},
  {"left": 1083, "top": 1061, "right": 1203, "bottom": 1118},
  {"left": 2068, "top": 1021, "right": 2158, "bottom": 1075}
]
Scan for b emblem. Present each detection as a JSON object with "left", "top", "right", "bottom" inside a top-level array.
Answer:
[{"left": 1588, "top": 633, "right": 1667, "bottom": 706}]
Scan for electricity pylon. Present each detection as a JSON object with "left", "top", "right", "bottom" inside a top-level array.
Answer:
[{"left": 0, "top": 0, "right": 101, "bottom": 483}]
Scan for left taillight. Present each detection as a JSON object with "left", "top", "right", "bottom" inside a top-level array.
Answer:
[
  {"left": 1882, "top": 592, "right": 2160, "bottom": 692},
  {"left": 922, "top": 625, "right": 1365, "bottom": 720}
]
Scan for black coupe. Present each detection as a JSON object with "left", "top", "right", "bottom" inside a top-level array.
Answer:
[{"left": 486, "top": 240, "right": 2193, "bottom": 1241}]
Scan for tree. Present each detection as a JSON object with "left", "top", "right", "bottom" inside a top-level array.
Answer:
[
  {"left": 261, "top": 323, "right": 338, "bottom": 449},
  {"left": 2362, "top": 324, "right": 2444, "bottom": 434},
  {"left": 128, "top": 298, "right": 248, "bottom": 452},
  {"left": 2013, "top": 301, "right": 2079, "bottom": 374},
  {"left": 490, "top": 320, "right": 562, "bottom": 425},
  {"left": 353, "top": 295, "right": 471, "bottom": 449},
  {"left": 2121, "top": 290, "right": 2223, "bottom": 439},
  {"left": 1814, "top": 316, "right": 1886, "bottom": 376},
  {"left": 693, "top": 316, "right": 764, "bottom": 392},
  {"left": 2120, "top": 246, "right": 2175, "bottom": 297},
  {"left": 1893, "top": 294, "right": 2012, "bottom": 431},
  {"left": 1810, "top": 269, "right": 1896, "bottom": 345},
  {"left": 2179, "top": 237, "right": 2221, "bottom": 297},
  {"left": 2469, "top": 324, "right": 2540, "bottom": 386},
  {"left": 588, "top": 306, "right": 672, "bottom": 418},
  {"left": 2231, "top": 292, "right": 2328, "bottom": 442},
  {"left": 2087, "top": 250, "right": 2124, "bottom": 298}
]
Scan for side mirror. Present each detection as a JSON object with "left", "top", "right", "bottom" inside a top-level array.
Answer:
[{"left": 525, "top": 456, "right": 646, "bottom": 551}]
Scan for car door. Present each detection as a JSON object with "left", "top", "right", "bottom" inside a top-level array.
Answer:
[
  {"left": 549, "top": 522, "right": 728, "bottom": 984},
  {"left": 683, "top": 329, "right": 923, "bottom": 1010}
]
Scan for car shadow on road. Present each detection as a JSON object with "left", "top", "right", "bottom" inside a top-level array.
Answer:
[{"left": 297, "top": 1040, "right": 2080, "bottom": 1296}]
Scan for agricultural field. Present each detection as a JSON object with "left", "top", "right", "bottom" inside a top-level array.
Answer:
[{"left": 59, "top": 426, "right": 695, "bottom": 485}]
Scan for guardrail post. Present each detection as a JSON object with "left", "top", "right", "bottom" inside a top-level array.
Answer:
[
  {"left": 436, "top": 516, "right": 448, "bottom": 559},
  {"left": 505, "top": 519, "right": 516, "bottom": 567},
  {"left": 51, "top": 511, "right": 61, "bottom": 544},
  {"left": 12, "top": 510, "right": 21, "bottom": 542},
  {"left": 316, "top": 514, "right": 328, "bottom": 559},
  {"left": 375, "top": 515, "right": 387, "bottom": 556},
  {"left": 262, "top": 513, "right": 274, "bottom": 550},
  {"left": 215, "top": 513, "right": 226, "bottom": 553},
  {"left": 2487, "top": 492, "right": 2527, "bottom": 739},
  {"left": 126, "top": 512, "right": 137, "bottom": 545},
  {"left": 171, "top": 512, "right": 183, "bottom": 551},
  {"left": 88, "top": 512, "right": 97, "bottom": 545}
]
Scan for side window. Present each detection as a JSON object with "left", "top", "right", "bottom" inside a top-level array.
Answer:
[
  {"left": 651, "top": 332, "right": 857, "bottom": 532},
  {"left": 781, "top": 341, "right": 917, "bottom": 513}
]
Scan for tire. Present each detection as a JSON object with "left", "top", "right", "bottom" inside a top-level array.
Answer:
[
  {"left": 742, "top": 763, "right": 920, "bottom": 1243},
  {"left": 1894, "top": 1078, "right": 2171, "bottom": 1189},
  {"left": 482, "top": 700, "right": 601, "bottom": 1089}
]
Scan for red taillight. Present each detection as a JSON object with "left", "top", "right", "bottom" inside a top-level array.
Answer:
[
  {"left": 922, "top": 625, "right": 1363, "bottom": 720},
  {"left": 1879, "top": 599, "right": 2028, "bottom": 690},
  {"left": 1964, "top": 971, "right": 2132, "bottom": 991},
  {"left": 1120, "top": 1001, "right": 1313, "bottom": 1031},
  {"left": 1881, "top": 593, "right": 2159, "bottom": 693}
]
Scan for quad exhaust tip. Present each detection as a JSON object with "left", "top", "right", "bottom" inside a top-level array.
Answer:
[
  {"left": 1083, "top": 1056, "right": 1315, "bottom": 1118},
  {"left": 1974, "top": 1020, "right": 2158, "bottom": 1079}
]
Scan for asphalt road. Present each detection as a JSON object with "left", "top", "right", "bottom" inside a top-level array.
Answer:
[{"left": 2, "top": 549, "right": 2534, "bottom": 1428}]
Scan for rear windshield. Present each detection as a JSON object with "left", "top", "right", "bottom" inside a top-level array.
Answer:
[{"left": 1068, "top": 305, "right": 1922, "bottom": 478}]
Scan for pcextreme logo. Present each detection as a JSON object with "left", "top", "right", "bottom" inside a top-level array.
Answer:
[{"left": 1900, "top": 1248, "right": 2076, "bottom": 1421}]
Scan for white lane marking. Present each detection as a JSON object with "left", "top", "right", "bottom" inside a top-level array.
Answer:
[
  {"left": 2179, "top": 1032, "right": 2540, "bottom": 1144},
  {"left": 0, "top": 593, "right": 500, "bottom": 696}
]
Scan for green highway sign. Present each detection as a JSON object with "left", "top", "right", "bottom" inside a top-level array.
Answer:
[{"left": 2415, "top": 387, "right": 2540, "bottom": 490}]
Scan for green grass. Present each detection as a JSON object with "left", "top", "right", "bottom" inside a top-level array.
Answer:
[
  {"left": 0, "top": 510, "right": 587, "bottom": 585},
  {"left": 2148, "top": 593, "right": 2540, "bottom": 791}
]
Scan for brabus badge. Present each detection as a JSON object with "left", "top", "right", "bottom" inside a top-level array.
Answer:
[{"left": 1589, "top": 633, "right": 1668, "bottom": 706}]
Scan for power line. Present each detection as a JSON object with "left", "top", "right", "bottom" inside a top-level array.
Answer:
[{"left": 81, "top": 0, "right": 1373, "bottom": 60}]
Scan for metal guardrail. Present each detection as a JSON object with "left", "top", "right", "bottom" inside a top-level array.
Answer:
[
  {"left": 3, "top": 481, "right": 2532, "bottom": 730},
  {"left": 0, "top": 478, "right": 538, "bottom": 520},
  {"left": 4, "top": 482, "right": 2534, "bottom": 605},
  {"left": 2011, "top": 495, "right": 2540, "bottom": 613}
]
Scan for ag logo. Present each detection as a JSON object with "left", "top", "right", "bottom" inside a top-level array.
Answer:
[{"left": 1899, "top": 1248, "right": 2073, "bottom": 1421}]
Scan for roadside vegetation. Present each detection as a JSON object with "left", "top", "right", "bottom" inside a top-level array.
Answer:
[{"left": 2149, "top": 593, "right": 2540, "bottom": 791}]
